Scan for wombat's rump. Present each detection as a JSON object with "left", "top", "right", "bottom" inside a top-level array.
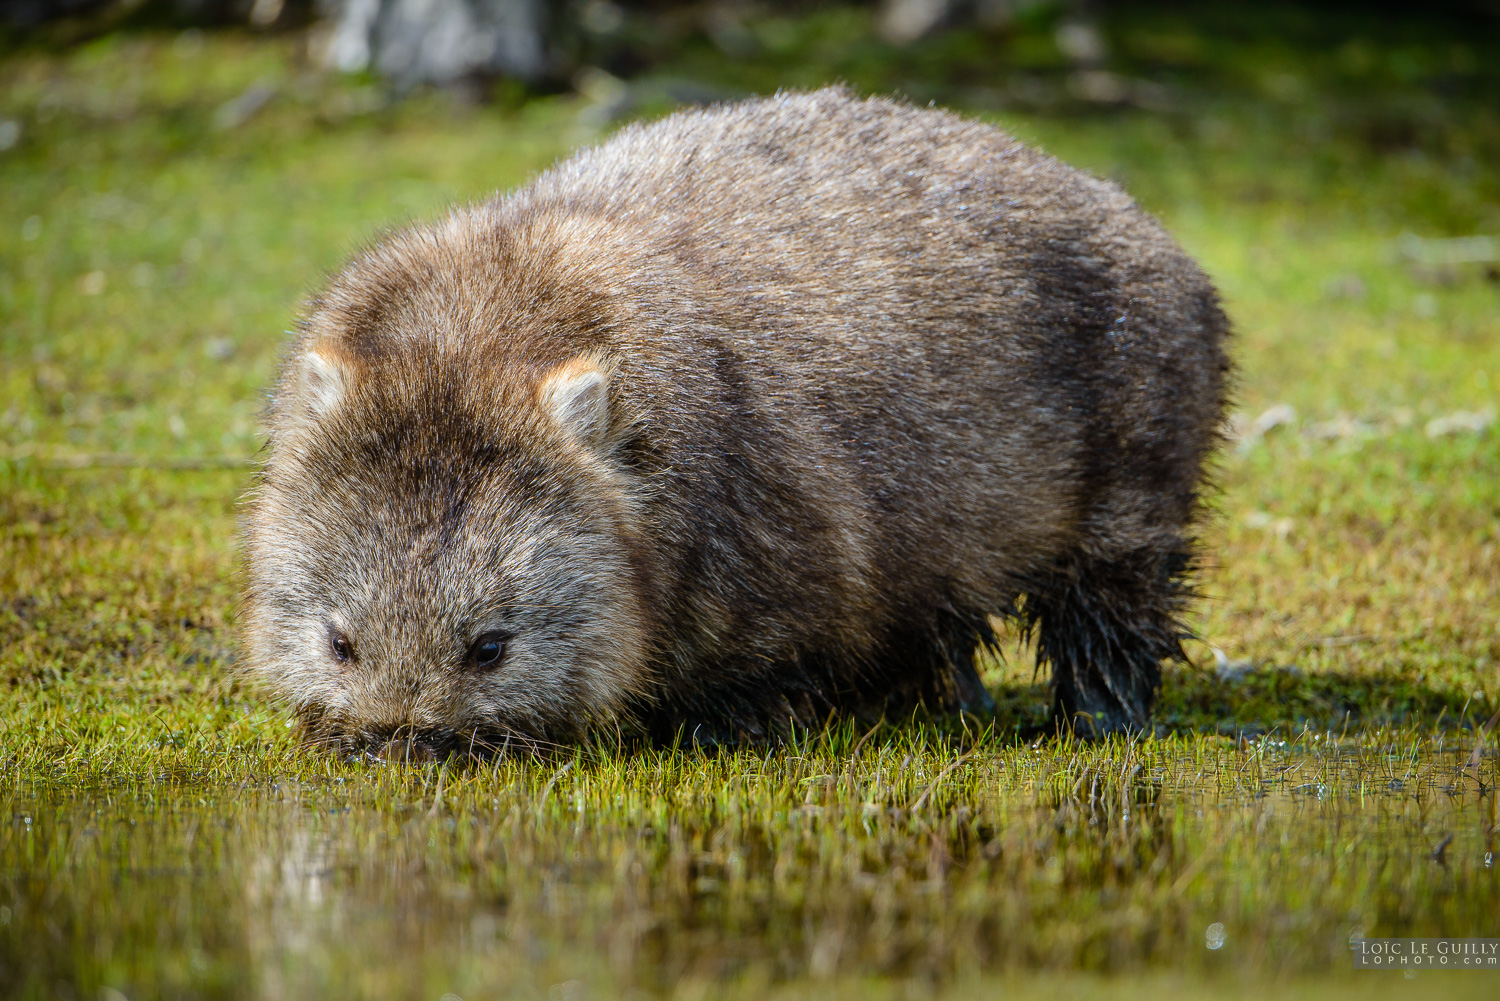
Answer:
[{"left": 243, "top": 88, "right": 1229, "bottom": 755}]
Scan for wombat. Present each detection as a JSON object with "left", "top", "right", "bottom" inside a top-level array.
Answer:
[{"left": 242, "top": 88, "right": 1229, "bottom": 757}]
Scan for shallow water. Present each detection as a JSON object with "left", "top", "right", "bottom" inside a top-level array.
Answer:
[{"left": 2, "top": 734, "right": 1496, "bottom": 1000}]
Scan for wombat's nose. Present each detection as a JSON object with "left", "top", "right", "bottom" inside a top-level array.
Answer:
[
  {"left": 371, "top": 730, "right": 454, "bottom": 762},
  {"left": 377, "top": 740, "right": 439, "bottom": 762}
]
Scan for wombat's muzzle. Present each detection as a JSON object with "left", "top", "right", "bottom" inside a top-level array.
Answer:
[
  {"left": 351, "top": 726, "right": 464, "bottom": 764},
  {"left": 348, "top": 726, "right": 540, "bottom": 763}
]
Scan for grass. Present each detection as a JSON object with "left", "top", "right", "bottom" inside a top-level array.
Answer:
[{"left": 1, "top": 2, "right": 1498, "bottom": 998}]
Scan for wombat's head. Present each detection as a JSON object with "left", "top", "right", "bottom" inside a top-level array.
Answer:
[{"left": 242, "top": 327, "right": 652, "bottom": 760}]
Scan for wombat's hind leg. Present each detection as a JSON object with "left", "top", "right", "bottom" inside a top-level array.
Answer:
[{"left": 1024, "top": 550, "right": 1194, "bottom": 737}]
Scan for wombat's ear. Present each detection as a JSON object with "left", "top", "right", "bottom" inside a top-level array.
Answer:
[
  {"left": 296, "top": 346, "right": 350, "bottom": 417},
  {"left": 539, "top": 357, "right": 610, "bottom": 447}
]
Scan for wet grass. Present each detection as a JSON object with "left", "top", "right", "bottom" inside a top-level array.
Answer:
[
  {"left": 5, "top": 729, "right": 1498, "bottom": 999},
  {"left": 2, "top": 2, "right": 1499, "bottom": 997}
]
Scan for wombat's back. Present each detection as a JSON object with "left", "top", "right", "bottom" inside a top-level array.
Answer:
[{"left": 506, "top": 90, "right": 1227, "bottom": 733}]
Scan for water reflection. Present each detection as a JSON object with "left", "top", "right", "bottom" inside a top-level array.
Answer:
[{"left": 0, "top": 736, "right": 1495, "bottom": 999}]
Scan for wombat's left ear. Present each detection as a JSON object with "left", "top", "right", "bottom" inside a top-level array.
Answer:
[{"left": 538, "top": 357, "right": 611, "bottom": 447}]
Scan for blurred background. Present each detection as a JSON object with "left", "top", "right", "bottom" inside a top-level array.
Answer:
[
  {"left": 3, "top": 0, "right": 1498, "bottom": 458},
  {"left": 8, "top": 1, "right": 1500, "bottom": 108}
]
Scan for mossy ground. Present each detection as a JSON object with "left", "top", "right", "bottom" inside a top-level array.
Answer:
[{"left": 1, "top": 3, "right": 1498, "bottom": 999}]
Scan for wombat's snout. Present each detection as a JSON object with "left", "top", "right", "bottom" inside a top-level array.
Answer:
[
  {"left": 353, "top": 726, "right": 463, "bottom": 764},
  {"left": 345, "top": 724, "right": 542, "bottom": 763}
]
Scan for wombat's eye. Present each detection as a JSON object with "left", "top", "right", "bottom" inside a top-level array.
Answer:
[
  {"left": 328, "top": 627, "right": 354, "bottom": 663},
  {"left": 467, "top": 632, "right": 508, "bottom": 669}
]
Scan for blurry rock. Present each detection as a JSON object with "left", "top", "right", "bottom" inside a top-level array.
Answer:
[
  {"left": 703, "top": 4, "right": 756, "bottom": 58},
  {"left": 250, "top": 0, "right": 286, "bottom": 27},
  {"left": 1210, "top": 647, "right": 1256, "bottom": 683},
  {"left": 577, "top": 0, "right": 624, "bottom": 36},
  {"left": 575, "top": 69, "right": 741, "bottom": 129},
  {"left": 1324, "top": 274, "right": 1366, "bottom": 300},
  {"left": 213, "top": 82, "right": 276, "bottom": 130},
  {"left": 1242, "top": 510, "right": 1294, "bottom": 541},
  {"left": 322, "top": 0, "right": 551, "bottom": 88},
  {"left": 574, "top": 65, "right": 630, "bottom": 127},
  {"left": 1056, "top": 20, "right": 1105, "bottom": 65},
  {"left": 879, "top": 0, "right": 955, "bottom": 44},
  {"left": 1128, "top": 78, "right": 1174, "bottom": 112},
  {"left": 1068, "top": 69, "right": 1127, "bottom": 104},
  {"left": 0, "top": 118, "right": 20, "bottom": 151},
  {"left": 1231, "top": 402, "right": 1296, "bottom": 449},
  {"left": 1396, "top": 232, "right": 1500, "bottom": 267},
  {"left": 1425, "top": 410, "right": 1494, "bottom": 437},
  {"left": 174, "top": 27, "right": 206, "bottom": 57},
  {"left": 880, "top": 0, "right": 1060, "bottom": 45},
  {"left": 1305, "top": 412, "right": 1371, "bottom": 441},
  {"left": 1398, "top": 233, "right": 1500, "bottom": 286}
]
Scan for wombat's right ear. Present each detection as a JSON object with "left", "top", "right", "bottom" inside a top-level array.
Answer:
[{"left": 538, "top": 356, "right": 610, "bottom": 448}]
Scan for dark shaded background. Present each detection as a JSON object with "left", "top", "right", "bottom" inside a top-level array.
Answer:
[{"left": 6, "top": 1, "right": 1500, "bottom": 92}]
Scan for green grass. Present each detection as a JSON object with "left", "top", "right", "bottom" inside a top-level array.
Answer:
[{"left": 2, "top": 3, "right": 1499, "bottom": 998}]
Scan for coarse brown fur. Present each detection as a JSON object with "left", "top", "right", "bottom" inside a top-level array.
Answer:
[{"left": 241, "top": 88, "right": 1230, "bottom": 757}]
